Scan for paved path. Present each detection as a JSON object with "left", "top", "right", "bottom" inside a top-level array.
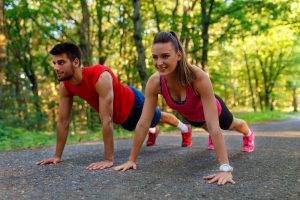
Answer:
[{"left": 1, "top": 118, "right": 300, "bottom": 200}]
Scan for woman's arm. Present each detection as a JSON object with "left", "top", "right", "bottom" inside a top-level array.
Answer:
[
  {"left": 193, "top": 67, "right": 235, "bottom": 185},
  {"left": 114, "top": 73, "right": 161, "bottom": 171}
]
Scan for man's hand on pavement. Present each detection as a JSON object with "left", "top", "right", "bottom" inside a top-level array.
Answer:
[{"left": 35, "top": 156, "right": 61, "bottom": 165}]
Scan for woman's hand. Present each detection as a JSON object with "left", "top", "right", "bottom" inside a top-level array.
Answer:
[
  {"left": 113, "top": 161, "right": 137, "bottom": 171},
  {"left": 86, "top": 160, "right": 113, "bottom": 170},
  {"left": 203, "top": 172, "right": 235, "bottom": 185}
]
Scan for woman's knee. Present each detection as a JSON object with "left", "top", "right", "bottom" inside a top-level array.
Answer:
[{"left": 229, "top": 118, "right": 246, "bottom": 130}]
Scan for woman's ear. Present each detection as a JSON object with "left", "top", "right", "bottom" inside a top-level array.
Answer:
[{"left": 177, "top": 51, "right": 182, "bottom": 61}]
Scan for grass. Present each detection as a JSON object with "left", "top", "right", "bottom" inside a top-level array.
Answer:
[
  {"left": 1, "top": 111, "right": 299, "bottom": 151},
  {"left": 233, "top": 111, "right": 300, "bottom": 124}
]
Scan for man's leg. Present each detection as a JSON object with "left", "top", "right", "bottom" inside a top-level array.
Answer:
[{"left": 146, "top": 111, "right": 192, "bottom": 147}]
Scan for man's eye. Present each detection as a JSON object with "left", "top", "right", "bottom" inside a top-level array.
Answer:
[{"left": 163, "top": 55, "right": 169, "bottom": 58}]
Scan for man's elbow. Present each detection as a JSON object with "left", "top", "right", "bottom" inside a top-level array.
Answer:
[
  {"left": 57, "top": 119, "right": 70, "bottom": 130},
  {"left": 102, "top": 117, "right": 113, "bottom": 128}
]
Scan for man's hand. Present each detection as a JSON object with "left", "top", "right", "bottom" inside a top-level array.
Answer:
[
  {"left": 86, "top": 160, "right": 113, "bottom": 170},
  {"left": 35, "top": 156, "right": 61, "bottom": 165},
  {"left": 203, "top": 172, "right": 235, "bottom": 185},
  {"left": 113, "top": 161, "right": 137, "bottom": 171}
]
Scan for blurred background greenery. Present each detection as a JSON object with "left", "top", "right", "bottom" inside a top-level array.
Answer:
[{"left": 0, "top": 0, "right": 299, "bottom": 150}]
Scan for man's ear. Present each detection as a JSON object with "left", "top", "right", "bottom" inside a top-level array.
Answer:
[{"left": 73, "top": 58, "right": 80, "bottom": 67}]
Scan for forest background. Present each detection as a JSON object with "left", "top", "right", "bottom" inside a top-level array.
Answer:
[{"left": 0, "top": 0, "right": 299, "bottom": 150}]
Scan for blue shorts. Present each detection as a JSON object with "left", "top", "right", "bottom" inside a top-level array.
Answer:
[{"left": 121, "top": 86, "right": 161, "bottom": 131}]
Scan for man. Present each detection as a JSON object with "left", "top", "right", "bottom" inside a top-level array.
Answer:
[{"left": 36, "top": 43, "right": 192, "bottom": 170}]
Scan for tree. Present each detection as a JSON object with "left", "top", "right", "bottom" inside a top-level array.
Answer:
[
  {"left": 0, "top": 0, "right": 7, "bottom": 111},
  {"left": 132, "top": 0, "right": 147, "bottom": 90}
]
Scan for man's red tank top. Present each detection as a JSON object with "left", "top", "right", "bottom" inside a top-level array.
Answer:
[
  {"left": 160, "top": 76, "right": 222, "bottom": 122},
  {"left": 63, "top": 65, "right": 134, "bottom": 124}
]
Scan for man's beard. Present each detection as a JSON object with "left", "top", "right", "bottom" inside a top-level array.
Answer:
[{"left": 57, "top": 73, "right": 73, "bottom": 82}]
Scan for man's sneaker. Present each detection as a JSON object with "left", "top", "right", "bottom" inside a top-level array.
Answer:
[
  {"left": 146, "top": 126, "right": 159, "bottom": 146},
  {"left": 242, "top": 129, "right": 255, "bottom": 152},
  {"left": 181, "top": 124, "right": 192, "bottom": 147},
  {"left": 207, "top": 135, "right": 214, "bottom": 150}
]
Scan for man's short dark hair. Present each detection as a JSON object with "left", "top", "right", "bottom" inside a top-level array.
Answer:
[{"left": 50, "top": 42, "right": 81, "bottom": 65}]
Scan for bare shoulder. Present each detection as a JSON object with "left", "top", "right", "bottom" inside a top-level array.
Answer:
[
  {"left": 190, "top": 65, "right": 212, "bottom": 96},
  {"left": 191, "top": 65, "right": 208, "bottom": 79},
  {"left": 97, "top": 71, "right": 113, "bottom": 83},
  {"left": 95, "top": 71, "right": 113, "bottom": 95},
  {"left": 192, "top": 65, "right": 209, "bottom": 85},
  {"left": 146, "top": 72, "right": 161, "bottom": 95}
]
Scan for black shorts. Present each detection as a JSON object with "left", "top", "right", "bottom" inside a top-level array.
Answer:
[{"left": 186, "top": 94, "right": 233, "bottom": 130}]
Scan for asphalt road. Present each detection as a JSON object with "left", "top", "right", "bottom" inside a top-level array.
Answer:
[{"left": 1, "top": 118, "right": 300, "bottom": 200}]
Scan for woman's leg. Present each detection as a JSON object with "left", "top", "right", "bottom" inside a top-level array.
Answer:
[{"left": 228, "top": 118, "right": 249, "bottom": 136}]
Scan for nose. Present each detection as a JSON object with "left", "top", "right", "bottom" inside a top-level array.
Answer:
[
  {"left": 156, "top": 58, "right": 163, "bottom": 66},
  {"left": 53, "top": 63, "right": 60, "bottom": 71}
]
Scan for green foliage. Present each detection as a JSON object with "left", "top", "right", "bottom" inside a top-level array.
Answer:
[
  {"left": 0, "top": 121, "right": 56, "bottom": 151},
  {"left": 1, "top": 0, "right": 299, "bottom": 145}
]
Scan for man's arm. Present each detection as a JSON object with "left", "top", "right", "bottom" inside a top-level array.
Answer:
[
  {"left": 36, "top": 82, "right": 73, "bottom": 165},
  {"left": 86, "top": 71, "right": 114, "bottom": 170}
]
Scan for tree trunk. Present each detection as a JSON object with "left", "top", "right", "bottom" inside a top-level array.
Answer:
[
  {"left": 0, "top": 0, "right": 6, "bottom": 110},
  {"left": 96, "top": 0, "right": 107, "bottom": 64},
  {"left": 79, "top": 0, "right": 94, "bottom": 129},
  {"left": 132, "top": 0, "right": 147, "bottom": 91},
  {"left": 200, "top": 0, "right": 214, "bottom": 71},
  {"left": 293, "top": 87, "right": 297, "bottom": 112},
  {"left": 180, "top": 0, "right": 197, "bottom": 55},
  {"left": 252, "top": 65, "right": 264, "bottom": 111},
  {"left": 243, "top": 51, "right": 257, "bottom": 112},
  {"left": 170, "top": 0, "right": 179, "bottom": 31},
  {"left": 79, "top": 0, "right": 91, "bottom": 67},
  {"left": 151, "top": 0, "right": 160, "bottom": 32}
]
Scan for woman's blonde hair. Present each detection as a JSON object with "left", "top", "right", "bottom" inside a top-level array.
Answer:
[{"left": 153, "top": 31, "right": 195, "bottom": 86}]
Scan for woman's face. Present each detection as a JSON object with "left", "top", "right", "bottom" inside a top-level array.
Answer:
[{"left": 152, "top": 42, "right": 182, "bottom": 76}]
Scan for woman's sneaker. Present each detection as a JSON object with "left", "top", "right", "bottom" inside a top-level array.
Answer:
[
  {"left": 181, "top": 124, "right": 192, "bottom": 147},
  {"left": 207, "top": 135, "right": 214, "bottom": 150},
  {"left": 146, "top": 127, "right": 159, "bottom": 146},
  {"left": 242, "top": 129, "right": 255, "bottom": 152}
]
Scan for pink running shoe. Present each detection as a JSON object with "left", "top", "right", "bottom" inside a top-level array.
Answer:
[
  {"left": 182, "top": 124, "right": 192, "bottom": 147},
  {"left": 242, "top": 129, "right": 255, "bottom": 152},
  {"left": 207, "top": 135, "right": 214, "bottom": 150},
  {"left": 146, "top": 126, "right": 159, "bottom": 146}
]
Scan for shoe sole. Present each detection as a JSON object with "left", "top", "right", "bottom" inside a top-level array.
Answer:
[
  {"left": 182, "top": 143, "right": 192, "bottom": 147},
  {"left": 242, "top": 147, "right": 255, "bottom": 152}
]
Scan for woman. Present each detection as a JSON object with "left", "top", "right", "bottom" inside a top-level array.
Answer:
[{"left": 114, "top": 31, "right": 255, "bottom": 185}]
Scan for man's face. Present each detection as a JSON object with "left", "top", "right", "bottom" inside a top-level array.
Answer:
[{"left": 52, "top": 53, "right": 75, "bottom": 81}]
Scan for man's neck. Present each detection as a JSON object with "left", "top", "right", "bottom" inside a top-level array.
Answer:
[{"left": 69, "top": 67, "right": 82, "bottom": 85}]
